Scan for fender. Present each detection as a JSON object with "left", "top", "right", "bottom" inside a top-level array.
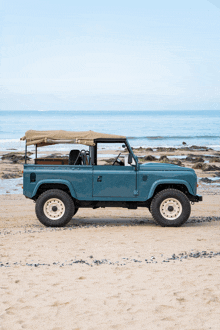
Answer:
[
  {"left": 32, "top": 179, "right": 77, "bottom": 199},
  {"left": 147, "top": 179, "right": 194, "bottom": 200}
]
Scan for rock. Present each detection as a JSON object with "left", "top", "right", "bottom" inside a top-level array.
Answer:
[
  {"left": 156, "top": 147, "right": 176, "bottom": 152},
  {"left": 182, "top": 142, "right": 187, "bottom": 145},
  {"left": 209, "top": 157, "right": 220, "bottom": 163},
  {"left": 159, "top": 155, "right": 169, "bottom": 162},
  {"left": 186, "top": 157, "right": 204, "bottom": 163},
  {"left": 181, "top": 146, "right": 211, "bottom": 152},
  {"left": 202, "top": 163, "right": 220, "bottom": 171},
  {"left": 192, "top": 162, "right": 203, "bottom": 169},
  {"left": 190, "top": 145, "right": 209, "bottom": 151},
  {"left": 214, "top": 172, "right": 220, "bottom": 177},
  {"left": 145, "top": 148, "right": 153, "bottom": 152},
  {"left": 45, "top": 153, "right": 68, "bottom": 159},
  {"left": 200, "top": 177, "right": 213, "bottom": 183},
  {"left": 171, "top": 160, "right": 183, "bottom": 166},
  {"left": 193, "top": 157, "right": 204, "bottom": 163},
  {"left": 2, "top": 172, "right": 22, "bottom": 179},
  {"left": 144, "top": 155, "right": 156, "bottom": 161},
  {"left": 2, "top": 152, "right": 32, "bottom": 163}
]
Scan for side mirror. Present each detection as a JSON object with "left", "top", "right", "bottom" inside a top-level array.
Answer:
[{"left": 128, "top": 153, "right": 133, "bottom": 164}]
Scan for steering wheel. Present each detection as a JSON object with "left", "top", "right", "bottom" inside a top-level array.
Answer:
[{"left": 112, "top": 152, "right": 123, "bottom": 166}]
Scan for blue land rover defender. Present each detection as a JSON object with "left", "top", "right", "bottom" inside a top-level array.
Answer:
[{"left": 21, "top": 130, "right": 202, "bottom": 227}]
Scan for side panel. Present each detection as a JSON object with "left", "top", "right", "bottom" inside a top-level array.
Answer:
[
  {"left": 23, "top": 165, "right": 93, "bottom": 199},
  {"left": 93, "top": 165, "right": 137, "bottom": 198},
  {"left": 68, "top": 166, "right": 93, "bottom": 199},
  {"left": 138, "top": 170, "right": 195, "bottom": 201}
]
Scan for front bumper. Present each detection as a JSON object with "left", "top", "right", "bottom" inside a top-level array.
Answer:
[{"left": 190, "top": 195, "right": 203, "bottom": 202}]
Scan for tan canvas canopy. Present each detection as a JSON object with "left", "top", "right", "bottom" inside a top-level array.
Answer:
[{"left": 21, "top": 130, "right": 126, "bottom": 147}]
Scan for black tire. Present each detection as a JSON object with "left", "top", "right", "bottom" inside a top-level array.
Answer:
[
  {"left": 150, "top": 189, "right": 191, "bottom": 227},
  {"left": 73, "top": 207, "right": 79, "bottom": 216},
  {"left": 35, "top": 189, "right": 75, "bottom": 227}
]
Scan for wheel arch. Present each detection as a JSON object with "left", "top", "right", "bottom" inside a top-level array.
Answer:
[
  {"left": 148, "top": 180, "right": 193, "bottom": 200},
  {"left": 32, "top": 180, "right": 77, "bottom": 200}
]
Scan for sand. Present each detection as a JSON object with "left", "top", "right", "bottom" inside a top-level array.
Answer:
[
  {"left": 0, "top": 191, "right": 220, "bottom": 330},
  {"left": 0, "top": 147, "right": 220, "bottom": 329}
]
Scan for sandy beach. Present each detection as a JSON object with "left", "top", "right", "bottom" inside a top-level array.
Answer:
[{"left": 0, "top": 148, "right": 220, "bottom": 329}]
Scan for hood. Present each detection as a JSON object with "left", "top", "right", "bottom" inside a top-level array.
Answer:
[{"left": 139, "top": 162, "right": 195, "bottom": 172}]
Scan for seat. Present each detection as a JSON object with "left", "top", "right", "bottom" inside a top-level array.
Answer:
[
  {"left": 68, "top": 150, "right": 82, "bottom": 165},
  {"left": 81, "top": 150, "right": 90, "bottom": 165}
]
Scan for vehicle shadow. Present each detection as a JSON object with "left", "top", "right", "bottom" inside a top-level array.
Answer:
[
  {"left": 67, "top": 217, "right": 157, "bottom": 227},
  {"left": 67, "top": 216, "right": 220, "bottom": 228}
]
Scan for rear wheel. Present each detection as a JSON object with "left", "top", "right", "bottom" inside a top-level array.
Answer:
[
  {"left": 35, "top": 189, "right": 75, "bottom": 227},
  {"left": 150, "top": 189, "right": 191, "bottom": 227}
]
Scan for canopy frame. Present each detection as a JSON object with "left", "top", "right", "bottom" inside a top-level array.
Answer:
[
  {"left": 22, "top": 130, "right": 127, "bottom": 164},
  {"left": 21, "top": 130, "right": 126, "bottom": 148}
]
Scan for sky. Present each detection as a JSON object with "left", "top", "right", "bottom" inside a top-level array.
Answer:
[{"left": 0, "top": 0, "right": 220, "bottom": 110}]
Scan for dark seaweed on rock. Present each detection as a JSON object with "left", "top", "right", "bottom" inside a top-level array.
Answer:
[
  {"left": 2, "top": 152, "right": 32, "bottom": 163},
  {"left": 143, "top": 155, "right": 157, "bottom": 161},
  {"left": 44, "top": 153, "right": 68, "bottom": 159},
  {"left": 192, "top": 163, "right": 203, "bottom": 169},
  {"left": 209, "top": 157, "right": 220, "bottom": 163},
  {"left": 2, "top": 172, "right": 22, "bottom": 179},
  {"left": 200, "top": 177, "right": 213, "bottom": 183},
  {"left": 171, "top": 160, "right": 184, "bottom": 166},
  {"left": 186, "top": 157, "right": 204, "bottom": 163},
  {"left": 181, "top": 146, "right": 212, "bottom": 151},
  {"left": 192, "top": 163, "right": 220, "bottom": 171},
  {"left": 202, "top": 163, "right": 220, "bottom": 171},
  {"left": 156, "top": 147, "right": 177, "bottom": 152}
]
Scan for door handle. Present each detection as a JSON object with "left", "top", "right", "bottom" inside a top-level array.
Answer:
[{"left": 97, "top": 176, "right": 102, "bottom": 182}]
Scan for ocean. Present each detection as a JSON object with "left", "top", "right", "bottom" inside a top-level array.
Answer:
[{"left": 0, "top": 110, "right": 219, "bottom": 152}]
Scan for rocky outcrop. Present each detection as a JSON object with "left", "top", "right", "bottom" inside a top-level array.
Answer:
[
  {"left": 209, "top": 157, "right": 220, "bottom": 163},
  {"left": 156, "top": 147, "right": 176, "bottom": 152},
  {"left": 159, "top": 155, "right": 169, "bottom": 162},
  {"left": 192, "top": 163, "right": 203, "bottom": 169},
  {"left": 202, "top": 163, "right": 220, "bottom": 171},
  {"left": 144, "top": 155, "right": 157, "bottom": 161},
  {"left": 186, "top": 157, "right": 204, "bottom": 163},
  {"left": 2, "top": 172, "right": 22, "bottom": 179},
  {"left": 2, "top": 152, "right": 32, "bottom": 163}
]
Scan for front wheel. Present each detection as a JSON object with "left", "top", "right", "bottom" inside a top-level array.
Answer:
[
  {"left": 150, "top": 189, "right": 191, "bottom": 227},
  {"left": 35, "top": 189, "right": 75, "bottom": 227}
]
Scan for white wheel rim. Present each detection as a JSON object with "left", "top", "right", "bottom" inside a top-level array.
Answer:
[
  {"left": 43, "top": 198, "right": 65, "bottom": 220},
  {"left": 160, "top": 198, "right": 182, "bottom": 220}
]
